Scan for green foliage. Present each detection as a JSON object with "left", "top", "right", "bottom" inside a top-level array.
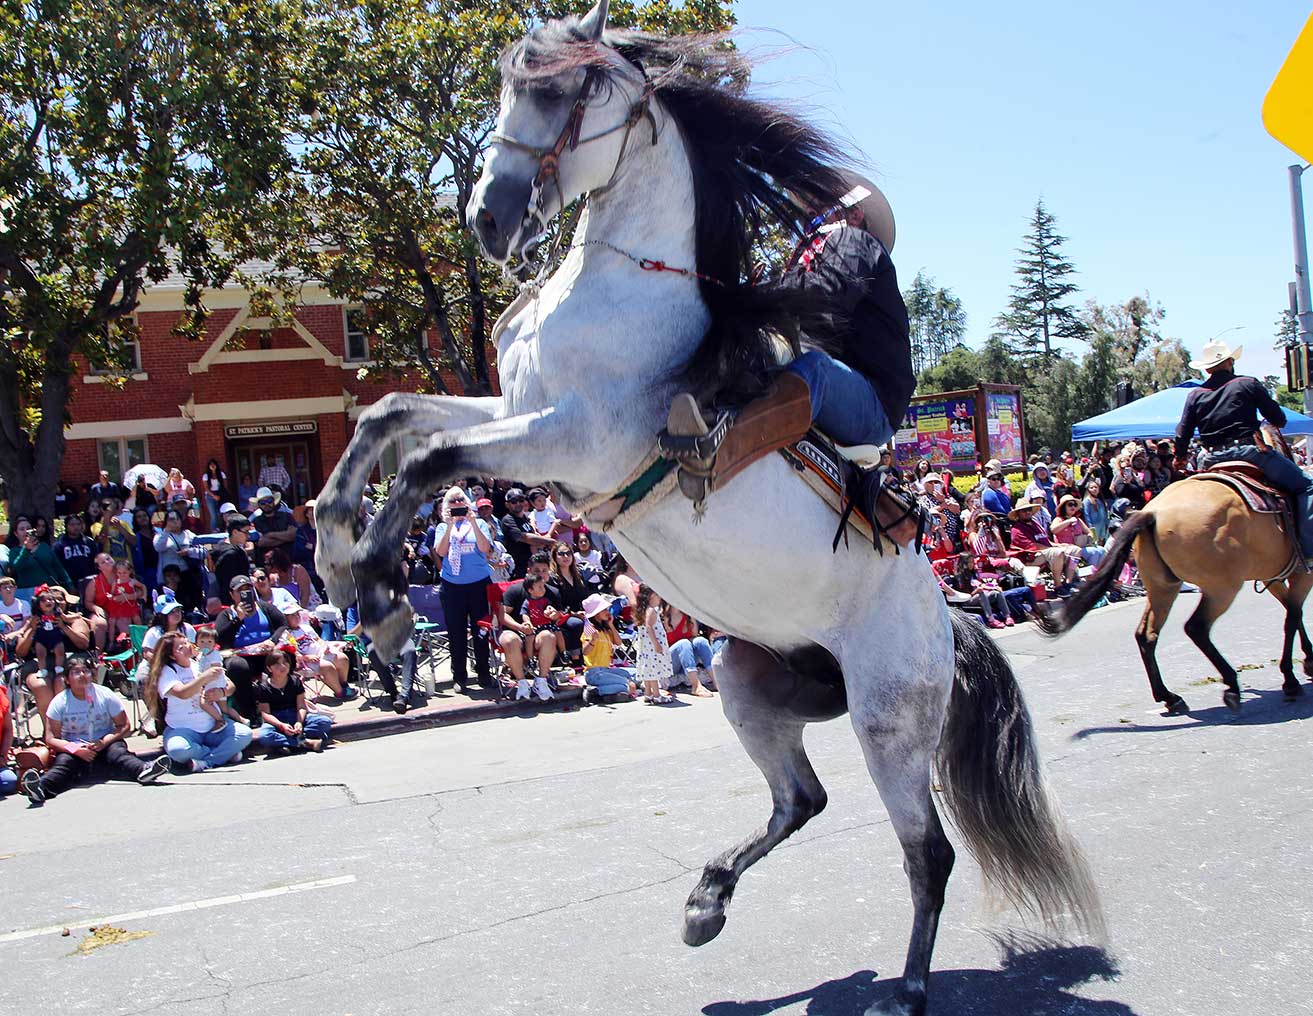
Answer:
[
  {"left": 1264, "top": 374, "right": 1303, "bottom": 412},
  {"left": 903, "top": 270, "right": 966, "bottom": 375},
  {"left": 992, "top": 199, "right": 1086, "bottom": 359},
  {"left": 0, "top": 0, "right": 306, "bottom": 515},
  {"left": 1275, "top": 307, "right": 1298, "bottom": 348},
  {"left": 278, "top": 0, "right": 736, "bottom": 396}
]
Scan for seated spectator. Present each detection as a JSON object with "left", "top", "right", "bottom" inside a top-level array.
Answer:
[
  {"left": 1051, "top": 495, "right": 1106, "bottom": 567},
  {"left": 18, "top": 587, "right": 92, "bottom": 730},
  {"left": 1007, "top": 501, "right": 1080, "bottom": 594},
  {"left": 579, "top": 594, "right": 636, "bottom": 703},
  {"left": 1023, "top": 462, "right": 1057, "bottom": 517},
  {"left": 663, "top": 603, "right": 715, "bottom": 695},
  {"left": 27, "top": 586, "right": 69, "bottom": 679},
  {"left": 498, "top": 555, "right": 560, "bottom": 695},
  {"left": 252, "top": 566, "right": 300, "bottom": 616},
  {"left": 164, "top": 467, "right": 195, "bottom": 505},
  {"left": 9, "top": 518, "right": 72, "bottom": 596},
  {"left": 967, "top": 511, "right": 1021, "bottom": 574},
  {"left": 548, "top": 540, "right": 588, "bottom": 670},
  {"left": 19, "top": 653, "right": 169, "bottom": 804},
  {"left": 154, "top": 508, "right": 206, "bottom": 612},
  {"left": 283, "top": 604, "right": 357, "bottom": 700},
  {"left": 248, "top": 487, "right": 297, "bottom": 566},
  {"left": 912, "top": 458, "right": 932, "bottom": 492},
  {"left": 937, "top": 554, "right": 1014, "bottom": 629},
  {"left": 253, "top": 644, "right": 332, "bottom": 753},
  {"left": 0, "top": 682, "right": 15, "bottom": 797},
  {"left": 574, "top": 531, "right": 605, "bottom": 587},
  {"left": 85, "top": 552, "right": 122, "bottom": 650},
  {"left": 266, "top": 548, "right": 319, "bottom": 610},
  {"left": 130, "top": 507, "right": 161, "bottom": 599},
  {"left": 0, "top": 575, "right": 31, "bottom": 646},
  {"left": 133, "top": 595, "right": 198, "bottom": 694},
  {"left": 475, "top": 498, "right": 502, "bottom": 541},
  {"left": 93, "top": 497, "right": 137, "bottom": 561},
  {"left": 145, "top": 631, "right": 253, "bottom": 773},
  {"left": 981, "top": 469, "right": 1013, "bottom": 518},
  {"left": 214, "top": 574, "right": 289, "bottom": 724}
]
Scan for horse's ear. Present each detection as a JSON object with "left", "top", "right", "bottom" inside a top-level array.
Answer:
[{"left": 578, "top": 0, "right": 608, "bottom": 41}]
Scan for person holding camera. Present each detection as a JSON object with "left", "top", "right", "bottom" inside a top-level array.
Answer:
[
  {"left": 8, "top": 518, "right": 72, "bottom": 598},
  {"left": 431, "top": 486, "right": 495, "bottom": 691},
  {"left": 214, "top": 574, "right": 289, "bottom": 724}
]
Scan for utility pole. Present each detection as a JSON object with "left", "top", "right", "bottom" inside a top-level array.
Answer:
[{"left": 1291, "top": 165, "right": 1313, "bottom": 415}]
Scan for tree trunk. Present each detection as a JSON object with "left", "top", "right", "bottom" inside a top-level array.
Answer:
[{"left": 0, "top": 367, "right": 69, "bottom": 519}]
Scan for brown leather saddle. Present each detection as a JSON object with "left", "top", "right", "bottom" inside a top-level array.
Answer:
[
  {"left": 778, "top": 429, "right": 925, "bottom": 553},
  {"left": 1192, "top": 462, "right": 1302, "bottom": 578}
]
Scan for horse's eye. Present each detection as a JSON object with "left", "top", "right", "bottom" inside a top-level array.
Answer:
[{"left": 531, "top": 84, "right": 566, "bottom": 102}]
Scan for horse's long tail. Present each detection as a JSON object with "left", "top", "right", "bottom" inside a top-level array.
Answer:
[
  {"left": 937, "top": 611, "right": 1105, "bottom": 937},
  {"left": 1036, "top": 510, "right": 1156, "bottom": 637}
]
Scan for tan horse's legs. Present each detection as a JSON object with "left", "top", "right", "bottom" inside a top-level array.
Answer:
[
  {"left": 1267, "top": 572, "right": 1313, "bottom": 698},
  {"left": 1133, "top": 532, "right": 1188, "bottom": 714},
  {"left": 1182, "top": 582, "right": 1244, "bottom": 711}
]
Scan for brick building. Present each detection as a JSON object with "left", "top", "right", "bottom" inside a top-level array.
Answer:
[{"left": 63, "top": 271, "right": 486, "bottom": 504}]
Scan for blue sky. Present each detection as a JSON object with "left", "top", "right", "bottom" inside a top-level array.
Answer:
[{"left": 738, "top": 0, "right": 1312, "bottom": 381}]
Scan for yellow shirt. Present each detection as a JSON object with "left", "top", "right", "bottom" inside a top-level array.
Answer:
[{"left": 582, "top": 629, "right": 615, "bottom": 669}]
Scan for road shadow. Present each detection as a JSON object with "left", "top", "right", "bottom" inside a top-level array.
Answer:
[
  {"left": 702, "top": 938, "right": 1135, "bottom": 1016},
  {"left": 1074, "top": 683, "right": 1313, "bottom": 740}
]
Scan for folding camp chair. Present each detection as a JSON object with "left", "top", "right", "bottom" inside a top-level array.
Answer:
[
  {"left": 102, "top": 624, "right": 149, "bottom": 728},
  {"left": 408, "top": 585, "right": 449, "bottom": 694}
]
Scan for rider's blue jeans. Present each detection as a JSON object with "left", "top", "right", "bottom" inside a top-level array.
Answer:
[
  {"left": 786, "top": 350, "right": 893, "bottom": 448},
  {"left": 1200, "top": 444, "right": 1313, "bottom": 556}
]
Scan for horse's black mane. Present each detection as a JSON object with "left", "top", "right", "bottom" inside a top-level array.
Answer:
[{"left": 502, "top": 20, "right": 856, "bottom": 402}]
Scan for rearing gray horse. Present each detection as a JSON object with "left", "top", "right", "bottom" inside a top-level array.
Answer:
[{"left": 315, "top": 5, "right": 1103, "bottom": 1013}]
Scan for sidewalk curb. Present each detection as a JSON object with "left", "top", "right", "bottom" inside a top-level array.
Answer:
[{"left": 330, "top": 687, "right": 586, "bottom": 743}]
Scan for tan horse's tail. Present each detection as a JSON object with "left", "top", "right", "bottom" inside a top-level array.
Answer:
[{"left": 1036, "top": 510, "right": 1156, "bottom": 637}]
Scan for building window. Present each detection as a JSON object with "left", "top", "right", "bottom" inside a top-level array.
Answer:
[
  {"left": 97, "top": 436, "right": 150, "bottom": 481},
  {"left": 344, "top": 308, "right": 371, "bottom": 363},
  {"left": 378, "top": 434, "right": 423, "bottom": 480},
  {"left": 89, "top": 329, "right": 143, "bottom": 376}
]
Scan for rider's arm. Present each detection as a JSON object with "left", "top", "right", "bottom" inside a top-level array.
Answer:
[
  {"left": 1174, "top": 391, "right": 1198, "bottom": 461},
  {"left": 1251, "top": 378, "right": 1288, "bottom": 431}
]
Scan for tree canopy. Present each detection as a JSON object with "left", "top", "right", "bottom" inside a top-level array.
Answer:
[{"left": 992, "top": 199, "right": 1086, "bottom": 359}]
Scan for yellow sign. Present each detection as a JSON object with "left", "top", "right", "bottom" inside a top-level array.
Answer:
[{"left": 1264, "top": 14, "right": 1313, "bottom": 162}]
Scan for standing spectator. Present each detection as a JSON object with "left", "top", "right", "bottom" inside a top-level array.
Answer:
[
  {"left": 475, "top": 498, "right": 502, "bottom": 541},
  {"left": 200, "top": 459, "right": 230, "bottom": 531},
  {"left": 10, "top": 519, "right": 72, "bottom": 596},
  {"left": 257, "top": 454, "right": 292, "bottom": 493},
  {"left": 282, "top": 604, "right": 356, "bottom": 700},
  {"left": 145, "top": 631, "right": 253, "bottom": 773},
  {"left": 89, "top": 469, "right": 127, "bottom": 505},
  {"left": 635, "top": 584, "right": 673, "bottom": 704},
  {"left": 1111, "top": 448, "right": 1150, "bottom": 509},
  {"left": 1053, "top": 452, "right": 1076, "bottom": 502},
  {"left": 1081, "top": 479, "right": 1109, "bottom": 543},
  {"left": 920, "top": 475, "right": 960, "bottom": 549},
  {"left": 1145, "top": 453, "right": 1173, "bottom": 497},
  {"left": 432, "top": 486, "right": 495, "bottom": 691},
  {"left": 19, "top": 654, "right": 169, "bottom": 804},
  {"left": 130, "top": 474, "right": 158, "bottom": 513},
  {"left": 131, "top": 507, "right": 161, "bottom": 599},
  {"left": 214, "top": 574, "right": 288, "bottom": 724},
  {"left": 236, "top": 472, "right": 258, "bottom": 511},
  {"left": 54, "top": 514, "right": 99, "bottom": 591},
  {"left": 1090, "top": 443, "right": 1117, "bottom": 504},
  {"left": 292, "top": 498, "right": 319, "bottom": 578},
  {"left": 31, "top": 515, "right": 52, "bottom": 545},
  {"left": 248, "top": 487, "right": 296, "bottom": 566},
  {"left": 84, "top": 552, "right": 119, "bottom": 650},
  {"left": 53, "top": 482, "right": 78, "bottom": 518},
  {"left": 93, "top": 497, "right": 137, "bottom": 561},
  {"left": 253, "top": 645, "right": 333, "bottom": 754},
  {"left": 500, "top": 488, "right": 552, "bottom": 578},
  {"left": 209, "top": 517, "right": 254, "bottom": 600},
  {"left": 981, "top": 469, "right": 1013, "bottom": 518}
]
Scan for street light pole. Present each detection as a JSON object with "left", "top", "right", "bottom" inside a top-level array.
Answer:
[{"left": 1290, "top": 165, "right": 1313, "bottom": 414}]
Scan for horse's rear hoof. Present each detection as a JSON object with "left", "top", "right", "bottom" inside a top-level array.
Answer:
[
  {"left": 866, "top": 988, "right": 926, "bottom": 1016},
  {"left": 1165, "top": 698, "right": 1190, "bottom": 716},
  {"left": 682, "top": 905, "right": 726, "bottom": 947},
  {"left": 1223, "top": 690, "right": 1242, "bottom": 712},
  {"left": 1284, "top": 681, "right": 1305, "bottom": 700}
]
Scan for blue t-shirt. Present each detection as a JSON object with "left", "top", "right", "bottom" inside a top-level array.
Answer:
[
  {"left": 46, "top": 684, "right": 125, "bottom": 743},
  {"left": 234, "top": 604, "right": 272, "bottom": 649},
  {"left": 430, "top": 519, "right": 493, "bottom": 584},
  {"left": 982, "top": 486, "right": 1013, "bottom": 516}
]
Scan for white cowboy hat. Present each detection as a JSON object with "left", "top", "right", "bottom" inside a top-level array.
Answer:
[
  {"left": 834, "top": 171, "right": 896, "bottom": 253},
  {"left": 1190, "top": 339, "right": 1242, "bottom": 372}
]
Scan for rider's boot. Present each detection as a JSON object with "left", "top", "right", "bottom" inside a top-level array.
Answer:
[{"left": 661, "top": 372, "right": 812, "bottom": 494}]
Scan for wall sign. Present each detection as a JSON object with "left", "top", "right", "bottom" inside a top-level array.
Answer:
[{"left": 224, "top": 421, "right": 318, "bottom": 440}]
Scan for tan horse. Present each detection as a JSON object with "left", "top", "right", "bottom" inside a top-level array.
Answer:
[{"left": 1040, "top": 473, "right": 1313, "bottom": 714}]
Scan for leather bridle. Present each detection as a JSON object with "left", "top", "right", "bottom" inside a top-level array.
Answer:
[{"left": 488, "top": 63, "right": 658, "bottom": 266}]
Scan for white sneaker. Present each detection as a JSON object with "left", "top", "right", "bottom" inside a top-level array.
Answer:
[
  {"left": 515, "top": 679, "right": 531, "bottom": 700},
  {"left": 532, "top": 677, "right": 554, "bottom": 701}
]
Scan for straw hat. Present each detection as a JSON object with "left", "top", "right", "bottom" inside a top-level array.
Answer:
[
  {"left": 1057, "top": 494, "right": 1081, "bottom": 513},
  {"left": 1008, "top": 502, "right": 1041, "bottom": 521},
  {"left": 1190, "top": 339, "right": 1242, "bottom": 372}
]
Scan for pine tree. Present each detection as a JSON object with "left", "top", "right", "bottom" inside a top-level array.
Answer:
[
  {"left": 904, "top": 271, "right": 967, "bottom": 374},
  {"left": 993, "top": 200, "right": 1087, "bottom": 359},
  {"left": 1276, "top": 307, "right": 1299, "bottom": 348}
]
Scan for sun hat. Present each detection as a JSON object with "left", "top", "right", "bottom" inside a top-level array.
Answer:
[
  {"left": 1190, "top": 339, "right": 1242, "bottom": 372},
  {"left": 581, "top": 593, "right": 615, "bottom": 618},
  {"left": 1057, "top": 494, "right": 1081, "bottom": 512},
  {"left": 255, "top": 486, "right": 274, "bottom": 501},
  {"left": 1009, "top": 502, "right": 1041, "bottom": 521}
]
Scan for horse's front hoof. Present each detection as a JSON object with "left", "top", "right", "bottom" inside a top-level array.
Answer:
[
  {"left": 865, "top": 987, "right": 926, "bottom": 1016},
  {"left": 1223, "top": 689, "right": 1242, "bottom": 712},
  {"left": 1284, "top": 681, "right": 1305, "bottom": 700},
  {"left": 682, "top": 903, "right": 727, "bottom": 946},
  {"left": 1165, "top": 697, "right": 1190, "bottom": 716}
]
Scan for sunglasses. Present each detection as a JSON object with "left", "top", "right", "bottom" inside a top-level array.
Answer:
[{"left": 554, "top": 550, "right": 572, "bottom": 556}]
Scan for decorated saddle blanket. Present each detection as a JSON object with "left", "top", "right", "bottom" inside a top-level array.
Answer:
[{"left": 1194, "top": 464, "right": 1290, "bottom": 516}]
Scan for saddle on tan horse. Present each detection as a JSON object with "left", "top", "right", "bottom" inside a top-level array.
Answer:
[{"left": 1191, "top": 460, "right": 1302, "bottom": 580}]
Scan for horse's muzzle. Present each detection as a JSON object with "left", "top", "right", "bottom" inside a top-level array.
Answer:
[{"left": 467, "top": 173, "right": 534, "bottom": 264}]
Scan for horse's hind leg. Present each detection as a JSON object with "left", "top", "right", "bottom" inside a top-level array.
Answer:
[
  {"left": 1183, "top": 583, "right": 1243, "bottom": 711},
  {"left": 1269, "top": 573, "right": 1312, "bottom": 697},
  {"left": 684, "top": 639, "right": 845, "bottom": 948},
  {"left": 1133, "top": 534, "right": 1187, "bottom": 714},
  {"left": 850, "top": 673, "right": 954, "bottom": 1016}
]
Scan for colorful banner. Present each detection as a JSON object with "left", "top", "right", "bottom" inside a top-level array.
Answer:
[
  {"left": 985, "top": 391, "right": 1024, "bottom": 466},
  {"left": 894, "top": 397, "right": 977, "bottom": 472}
]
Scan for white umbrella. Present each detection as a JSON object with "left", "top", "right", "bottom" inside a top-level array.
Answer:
[{"left": 123, "top": 463, "right": 168, "bottom": 491}]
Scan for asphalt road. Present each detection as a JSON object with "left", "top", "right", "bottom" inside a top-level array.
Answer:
[{"left": 3, "top": 587, "right": 1312, "bottom": 1016}]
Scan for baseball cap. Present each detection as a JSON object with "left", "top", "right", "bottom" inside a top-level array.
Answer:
[
  {"left": 475, "top": 498, "right": 493, "bottom": 508},
  {"left": 218, "top": 501, "right": 237, "bottom": 514},
  {"left": 229, "top": 574, "right": 253, "bottom": 592},
  {"left": 505, "top": 487, "right": 526, "bottom": 501}
]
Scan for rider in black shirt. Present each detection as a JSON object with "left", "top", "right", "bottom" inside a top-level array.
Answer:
[{"left": 1174, "top": 340, "right": 1313, "bottom": 562}]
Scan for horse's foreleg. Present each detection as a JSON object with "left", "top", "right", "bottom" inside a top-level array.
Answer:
[
  {"left": 315, "top": 393, "right": 500, "bottom": 605},
  {"left": 1182, "top": 585, "right": 1243, "bottom": 711},
  {"left": 350, "top": 403, "right": 610, "bottom": 658},
  {"left": 850, "top": 679, "right": 954, "bottom": 1016},
  {"left": 684, "top": 640, "right": 843, "bottom": 948},
  {"left": 1132, "top": 536, "right": 1186, "bottom": 714}
]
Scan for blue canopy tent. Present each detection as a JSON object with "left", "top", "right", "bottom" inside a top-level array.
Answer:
[{"left": 1072, "top": 380, "right": 1313, "bottom": 442}]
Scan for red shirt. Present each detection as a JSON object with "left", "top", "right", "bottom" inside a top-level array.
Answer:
[{"left": 1008, "top": 518, "right": 1053, "bottom": 558}]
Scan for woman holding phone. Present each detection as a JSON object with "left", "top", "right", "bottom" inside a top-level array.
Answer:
[{"left": 431, "top": 486, "right": 495, "bottom": 691}]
